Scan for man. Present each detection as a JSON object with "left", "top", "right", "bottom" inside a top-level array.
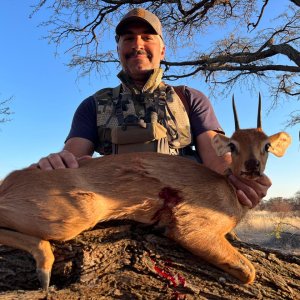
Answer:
[{"left": 35, "top": 8, "right": 271, "bottom": 208}]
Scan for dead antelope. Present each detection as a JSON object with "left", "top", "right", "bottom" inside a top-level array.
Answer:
[{"left": 0, "top": 96, "right": 291, "bottom": 290}]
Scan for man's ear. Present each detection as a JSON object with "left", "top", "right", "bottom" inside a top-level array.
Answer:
[
  {"left": 268, "top": 132, "right": 292, "bottom": 157},
  {"left": 211, "top": 134, "right": 231, "bottom": 156}
]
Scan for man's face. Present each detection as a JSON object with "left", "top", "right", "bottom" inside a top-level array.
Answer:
[{"left": 117, "top": 22, "right": 165, "bottom": 81}]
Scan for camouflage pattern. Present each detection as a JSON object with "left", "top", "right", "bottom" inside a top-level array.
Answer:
[{"left": 94, "top": 68, "right": 191, "bottom": 155}]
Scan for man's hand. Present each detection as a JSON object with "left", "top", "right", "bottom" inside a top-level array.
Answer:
[
  {"left": 228, "top": 174, "right": 272, "bottom": 208},
  {"left": 29, "top": 150, "right": 92, "bottom": 171},
  {"left": 28, "top": 138, "right": 95, "bottom": 171}
]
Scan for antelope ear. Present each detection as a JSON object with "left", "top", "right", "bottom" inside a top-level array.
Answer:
[
  {"left": 268, "top": 132, "right": 292, "bottom": 157},
  {"left": 212, "top": 134, "right": 231, "bottom": 156}
]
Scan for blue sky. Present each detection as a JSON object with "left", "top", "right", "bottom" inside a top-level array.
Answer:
[{"left": 0, "top": 1, "right": 299, "bottom": 199}]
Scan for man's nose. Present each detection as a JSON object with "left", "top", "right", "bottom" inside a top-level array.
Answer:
[{"left": 132, "top": 36, "right": 144, "bottom": 49}]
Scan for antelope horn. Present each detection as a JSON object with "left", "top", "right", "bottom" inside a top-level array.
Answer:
[
  {"left": 257, "top": 93, "right": 262, "bottom": 129},
  {"left": 232, "top": 95, "right": 240, "bottom": 130}
]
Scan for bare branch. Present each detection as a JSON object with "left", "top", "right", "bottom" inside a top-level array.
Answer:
[
  {"left": 30, "top": 1, "right": 300, "bottom": 124},
  {"left": 285, "top": 110, "right": 300, "bottom": 127},
  {"left": 0, "top": 96, "right": 13, "bottom": 124},
  {"left": 247, "top": 0, "right": 269, "bottom": 31}
]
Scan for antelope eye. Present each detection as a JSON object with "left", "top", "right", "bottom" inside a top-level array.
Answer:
[
  {"left": 264, "top": 143, "right": 271, "bottom": 152},
  {"left": 229, "top": 142, "right": 236, "bottom": 153}
]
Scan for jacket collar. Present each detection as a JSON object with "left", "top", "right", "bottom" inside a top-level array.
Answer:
[{"left": 117, "top": 68, "right": 163, "bottom": 94}]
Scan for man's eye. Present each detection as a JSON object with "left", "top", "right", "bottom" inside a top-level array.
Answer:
[{"left": 122, "top": 35, "right": 134, "bottom": 41}]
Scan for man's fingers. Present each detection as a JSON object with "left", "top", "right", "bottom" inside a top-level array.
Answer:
[
  {"left": 60, "top": 150, "right": 79, "bottom": 168},
  {"left": 48, "top": 153, "right": 67, "bottom": 169},
  {"left": 37, "top": 150, "right": 79, "bottom": 170},
  {"left": 236, "top": 174, "right": 272, "bottom": 199},
  {"left": 235, "top": 190, "right": 253, "bottom": 208},
  {"left": 27, "top": 163, "right": 40, "bottom": 170},
  {"left": 228, "top": 174, "right": 272, "bottom": 208},
  {"left": 77, "top": 155, "right": 93, "bottom": 162},
  {"left": 38, "top": 156, "right": 56, "bottom": 171},
  {"left": 255, "top": 174, "right": 272, "bottom": 194}
]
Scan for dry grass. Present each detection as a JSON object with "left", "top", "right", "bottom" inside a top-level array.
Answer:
[{"left": 236, "top": 210, "right": 300, "bottom": 255}]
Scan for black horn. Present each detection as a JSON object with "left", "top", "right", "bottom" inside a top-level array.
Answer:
[
  {"left": 257, "top": 93, "right": 262, "bottom": 129},
  {"left": 232, "top": 95, "right": 240, "bottom": 130}
]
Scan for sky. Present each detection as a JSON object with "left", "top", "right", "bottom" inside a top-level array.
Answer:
[{"left": 0, "top": 1, "right": 299, "bottom": 200}]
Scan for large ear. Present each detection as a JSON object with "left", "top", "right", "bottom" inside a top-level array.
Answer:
[
  {"left": 268, "top": 132, "right": 292, "bottom": 157},
  {"left": 212, "top": 134, "right": 231, "bottom": 156}
]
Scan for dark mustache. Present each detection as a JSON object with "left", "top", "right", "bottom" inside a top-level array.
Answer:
[{"left": 125, "top": 49, "right": 151, "bottom": 59}]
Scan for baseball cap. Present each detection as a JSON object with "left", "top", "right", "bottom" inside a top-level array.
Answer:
[{"left": 115, "top": 8, "right": 163, "bottom": 40}]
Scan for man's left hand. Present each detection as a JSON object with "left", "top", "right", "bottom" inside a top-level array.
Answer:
[{"left": 228, "top": 174, "right": 272, "bottom": 208}]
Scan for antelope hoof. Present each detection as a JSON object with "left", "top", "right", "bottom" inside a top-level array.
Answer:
[{"left": 37, "top": 268, "right": 51, "bottom": 291}]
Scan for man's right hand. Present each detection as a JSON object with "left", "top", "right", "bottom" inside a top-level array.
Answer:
[
  {"left": 28, "top": 138, "right": 95, "bottom": 171},
  {"left": 29, "top": 150, "right": 79, "bottom": 170}
]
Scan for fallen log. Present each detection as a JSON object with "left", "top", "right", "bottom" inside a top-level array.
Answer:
[{"left": 0, "top": 221, "right": 299, "bottom": 300}]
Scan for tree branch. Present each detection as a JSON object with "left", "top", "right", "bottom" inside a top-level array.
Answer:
[
  {"left": 247, "top": 0, "right": 269, "bottom": 31},
  {"left": 0, "top": 96, "right": 13, "bottom": 124},
  {"left": 30, "top": 0, "right": 300, "bottom": 124}
]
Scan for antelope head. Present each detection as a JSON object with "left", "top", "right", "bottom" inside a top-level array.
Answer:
[{"left": 212, "top": 94, "right": 291, "bottom": 179}]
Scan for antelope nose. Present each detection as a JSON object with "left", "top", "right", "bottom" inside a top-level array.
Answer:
[{"left": 245, "top": 159, "right": 260, "bottom": 172}]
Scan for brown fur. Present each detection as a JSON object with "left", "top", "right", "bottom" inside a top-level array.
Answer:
[{"left": 0, "top": 128, "right": 291, "bottom": 289}]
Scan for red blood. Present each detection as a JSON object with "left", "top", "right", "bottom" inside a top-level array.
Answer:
[{"left": 158, "top": 187, "right": 182, "bottom": 207}]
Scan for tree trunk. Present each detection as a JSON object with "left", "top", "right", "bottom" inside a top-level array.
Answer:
[{"left": 0, "top": 221, "right": 299, "bottom": 300}]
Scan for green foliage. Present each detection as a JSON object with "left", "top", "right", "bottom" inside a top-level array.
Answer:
[{"left": 270, "top": 222, "right": 283, "bottom": 239}]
